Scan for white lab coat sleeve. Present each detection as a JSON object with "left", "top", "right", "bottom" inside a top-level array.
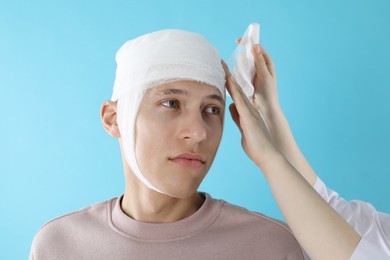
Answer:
[{"left": 313, "top": 177, "right": 390, "bottom": 259}]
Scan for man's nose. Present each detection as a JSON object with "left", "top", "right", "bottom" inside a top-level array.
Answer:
[{"left": 179, "top": 112, "right": 207, "bottom": 143}]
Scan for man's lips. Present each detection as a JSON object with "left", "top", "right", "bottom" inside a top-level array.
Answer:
[{"left": 169, "top": 153, "right": 206, "bottom": 169}]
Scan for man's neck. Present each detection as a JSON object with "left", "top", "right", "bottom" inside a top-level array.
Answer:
[{"left": 121, "top": 185, "right": 205, "bottom": 223}]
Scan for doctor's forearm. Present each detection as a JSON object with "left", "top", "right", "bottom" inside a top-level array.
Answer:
[
  {"left": 261, "top": 152, "right": 361, "bottom": 260},
  {"left": 263, "top": 105, "right": 318, "bottom": 186}
]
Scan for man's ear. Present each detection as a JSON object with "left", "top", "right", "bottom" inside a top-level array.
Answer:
[{"left": 101, "top": 101, "right": 121, "bottom": 138}]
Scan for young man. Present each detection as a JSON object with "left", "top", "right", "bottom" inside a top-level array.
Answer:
[{"left": 29, "top": 29, "right": 307, "bottom": 259}]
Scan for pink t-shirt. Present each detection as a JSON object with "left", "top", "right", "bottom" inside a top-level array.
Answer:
[{"left": 30, "top": 193, "right": 307, "bottom": 259}]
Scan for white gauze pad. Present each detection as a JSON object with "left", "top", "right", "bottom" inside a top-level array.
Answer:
[
  {"left": 228, "top": 23, "right": 260, "bottom": 97},
  {"left": 111, "top": 29, "right": 225, "bottom": 194}
]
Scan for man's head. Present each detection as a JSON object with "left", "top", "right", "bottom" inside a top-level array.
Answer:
[{"left": 101, "top": 29, "right": 226, "bottom": 198}]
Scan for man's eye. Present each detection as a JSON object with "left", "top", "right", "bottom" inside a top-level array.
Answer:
[
  {"left": 205, "top": 106, "right": 220, "bottom": 115},
  {"left": 162, "top": 100, "right": 179, "bottom": 108}
]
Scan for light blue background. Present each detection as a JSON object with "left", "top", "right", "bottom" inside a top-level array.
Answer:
[{"left": 1, "top": 0, "right": 390, "bottom": 259}]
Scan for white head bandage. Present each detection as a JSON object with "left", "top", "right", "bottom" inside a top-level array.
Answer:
[
  {"left": 228, "top": 23, "right": 260, "bottom": 97},
  {"left": 111, "top": 29, "right": 225, "bottom": 194}
]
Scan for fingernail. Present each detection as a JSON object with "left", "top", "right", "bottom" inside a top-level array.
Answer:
[{"left": 255, "top": 44, "right": 261, "bottom": 54}]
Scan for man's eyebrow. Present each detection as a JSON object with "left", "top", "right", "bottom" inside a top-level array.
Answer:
[
  {"left": 207, "top": 94, "right": 225, "bottom": 106},
  {"left": 156, "top": 88, "right": 224, "bottom": 105},
  {"left": 157, "top": 88, "right": 189, "bottom": 96}
]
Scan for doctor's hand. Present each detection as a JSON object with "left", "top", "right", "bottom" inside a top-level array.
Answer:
[
  {"left": 236, "top": 40, "right": 280, "bottom": 118},
  {"left": 222, "top": 61, "right": 279, "bottom": 169},
  {"left": 251, "top": 44, "right": 280, "bottom": 116}
]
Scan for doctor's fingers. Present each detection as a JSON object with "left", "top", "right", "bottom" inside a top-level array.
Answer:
[
  {"left": 252, "top": 44, "right": 276, "bottom": 78},
  {"left": 221, "top": 61, "right": 261, "bottom": 120}
]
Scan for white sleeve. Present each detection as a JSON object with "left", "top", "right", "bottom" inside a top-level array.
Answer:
[{"left": 313, "top": 177, "right": 390, "bottom": 259}]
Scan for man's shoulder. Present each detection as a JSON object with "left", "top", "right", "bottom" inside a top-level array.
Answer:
[
  {"left": 32, "top": 197, "right": 117, "bottom": 246},
  {"left": 218, "top": 199, "right": 289, "bottom": 230},
  {"left": 41, "top": 197, "right": 115, "bottom": 229},
  {"left": 216, "top": 198, "right": 306, "bottom": 254},
  {"left": 30, "top": 197, "right": 119, "bottom": 259},
  {"left": 204, "top": 196, "right": 307, "bottom": 259}
]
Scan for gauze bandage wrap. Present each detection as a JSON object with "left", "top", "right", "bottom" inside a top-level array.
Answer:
[
  {"left": 111, "top": 29, "right": 225, "bottom": 194},
  {"left": 228, "top": 23, "right": 260, "bottom": 97}
]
